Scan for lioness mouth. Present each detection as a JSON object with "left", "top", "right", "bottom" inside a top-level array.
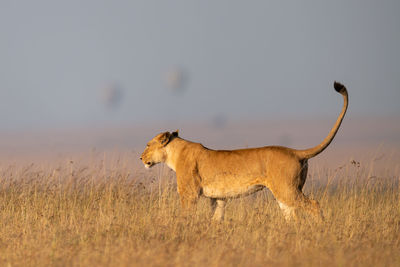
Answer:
[{"left": 145, "top": 162, "right": 154, "bottom": 169}]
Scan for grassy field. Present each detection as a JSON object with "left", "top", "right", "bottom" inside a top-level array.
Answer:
[{"left": 0, "top": 154, "right": 399, "bottom": 267}]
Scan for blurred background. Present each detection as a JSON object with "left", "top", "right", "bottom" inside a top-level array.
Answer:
[{"left": 0, "top": 0, "right": 399, "bottom": 165}]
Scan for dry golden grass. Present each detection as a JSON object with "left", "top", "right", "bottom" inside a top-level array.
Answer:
[{"left": 0, "top": 155, "right": 399, "bottom": 267}]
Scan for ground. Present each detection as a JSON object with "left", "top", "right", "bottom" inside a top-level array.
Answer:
[{"left": 0, "top": 151, "right": 399, "bottom": 266}]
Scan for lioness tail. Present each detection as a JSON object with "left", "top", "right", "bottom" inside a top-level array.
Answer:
[{"left": 295, "top": 81, "right": 348, "bottom": 159}]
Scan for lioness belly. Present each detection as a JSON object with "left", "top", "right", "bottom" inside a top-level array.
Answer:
[{"left": 202, "top": 185, "right": 265, "bottom": 199}]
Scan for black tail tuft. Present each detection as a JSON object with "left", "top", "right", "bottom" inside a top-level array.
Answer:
[{"left": 334, "top": 81, "right": 346, "bottom": 94}]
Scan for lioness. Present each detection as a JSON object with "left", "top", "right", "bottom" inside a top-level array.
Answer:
[{"left": 141, "top": 82, "right": 348, "bottom": 221}]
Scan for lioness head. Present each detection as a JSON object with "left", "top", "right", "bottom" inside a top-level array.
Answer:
[{"left": 140, "top": 131, "right": 178, "bottom": 168}]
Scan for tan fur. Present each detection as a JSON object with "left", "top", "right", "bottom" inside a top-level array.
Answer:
[{"left": 141, "top": 82, "right": 348, "bottom": 221}]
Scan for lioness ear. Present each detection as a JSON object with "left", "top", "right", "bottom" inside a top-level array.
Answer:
[
  {"left": 172, "top": 130, "right": 179, "bottom": 137},
  {"left": 159, "top": 132, "right": 171, "bottom": 146}
]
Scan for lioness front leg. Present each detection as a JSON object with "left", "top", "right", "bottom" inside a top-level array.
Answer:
[
  {"left": 176, "top": 166, "right": 202, "bottom": 216},
  {"left": 209, "top": 198, "right": 217, "bottom": 214},
  {"left": 179, "top": 194, "right": 198, "bottom": 216},
  {"left": 211, "top": 199, "right": 226, "bottom": 221}
]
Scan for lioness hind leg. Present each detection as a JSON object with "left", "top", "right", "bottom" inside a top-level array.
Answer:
[
  {"left": 274, "top": 188, "right": 323, "bottom": 222},
  {"left": 277, "top": 200, "right": 297, "bottom": 221},
  {"left": 301, "top": 196, "right": 324, "bottom": 222}
]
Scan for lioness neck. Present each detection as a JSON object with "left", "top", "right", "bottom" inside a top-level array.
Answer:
[{"left": 164, "top": 138, "right": 186, "bottom": 172}]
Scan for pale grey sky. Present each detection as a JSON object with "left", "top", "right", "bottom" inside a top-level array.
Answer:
[{"left": 1, "top": 0, "right": 399, "bottom": 130}]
